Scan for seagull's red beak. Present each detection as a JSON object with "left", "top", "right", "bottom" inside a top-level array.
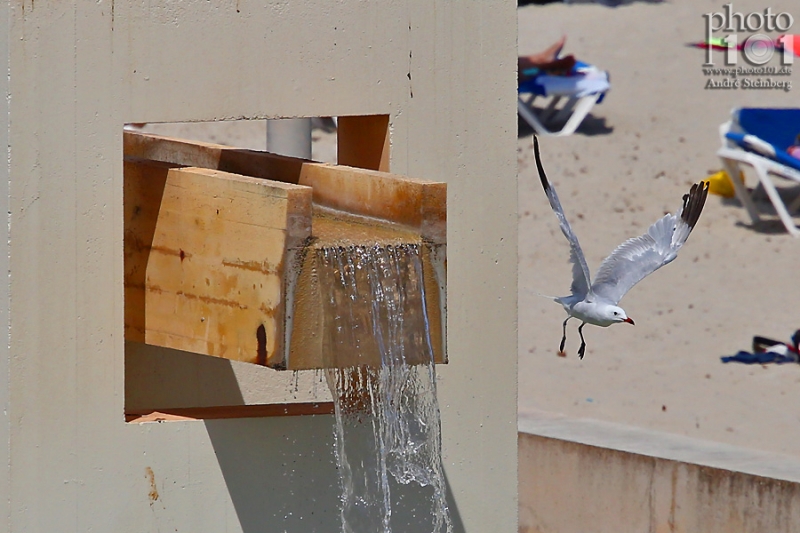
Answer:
[{"left": 624, "top": 317, "right": 635, "bottom": 325}]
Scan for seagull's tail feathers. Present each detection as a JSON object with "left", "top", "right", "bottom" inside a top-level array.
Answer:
[
  {"left": 526, "top": 286, "right": 565, "bottom": 303},
  {"left": 540, "top": 293, "right": 574, "bottom": 314},
  {"left": 537, "top": 291, "right": 560, "bottom": 302}
]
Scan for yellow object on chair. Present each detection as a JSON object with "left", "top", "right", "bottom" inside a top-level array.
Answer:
[{"left": 703, "top": 169, "right": 743, "bottom": 199}]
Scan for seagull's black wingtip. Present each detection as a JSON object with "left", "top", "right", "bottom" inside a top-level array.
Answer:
[
  {"left": 681, "top": 181, "right": 710, "bottom": 229},
  {"left": 532, "top": 135, "right": 551, "bottom": 193}
]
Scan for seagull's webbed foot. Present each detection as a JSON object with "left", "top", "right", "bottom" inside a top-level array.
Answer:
[
  {"left": 559, "top": 316, "right": 571, "bottom": 355},
  {"left": 577, "top": 322, "right": 587, "bottom": 359}
]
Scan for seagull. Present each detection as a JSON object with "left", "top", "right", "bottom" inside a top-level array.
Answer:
[{"left": 533, "top": 136, "right": 709, "bottom": 359}]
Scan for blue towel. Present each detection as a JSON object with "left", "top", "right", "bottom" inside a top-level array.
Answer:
[
  {"left": 725, "top": 108, "right": 800, "bottom": 172},
  {"left": 737, "top": 108, "right": 800, "bottom": 150},
  {"left": 721, "top": 350, "right": 799, "bottom": 364},
  {"left": 519, "top": 61, "right": 609, "bottom": 99},
  {"left": 725, "top": 132, "right": 800, "bottom": 172}
]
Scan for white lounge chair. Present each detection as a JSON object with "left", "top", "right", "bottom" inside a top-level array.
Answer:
[
  {"left": 717, "top": 107, "right": 800, "bottom": 237},
  {"left": 517, "top": 60, "right": 610, "bottom": 137}
]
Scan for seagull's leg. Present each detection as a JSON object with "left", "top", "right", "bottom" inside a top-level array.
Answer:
[
  {"left": 577, "top": 322, "right": 587, "bottom": 359},
  {"left": 560, "top": 316, "right": 572, "bottom": 353}
]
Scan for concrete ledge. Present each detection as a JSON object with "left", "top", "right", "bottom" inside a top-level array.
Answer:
[{"left": 519, "top": 411, "right": 800, "bottom": 533}]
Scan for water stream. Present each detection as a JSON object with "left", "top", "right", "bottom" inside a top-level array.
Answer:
[{"left": 318, "top": 244, "right": 451, "bottom": 533}]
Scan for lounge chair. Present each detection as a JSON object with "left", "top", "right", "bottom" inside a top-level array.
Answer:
[
  {"left": 717, "top": 107, "right": 800, "bottom": 237},
  {"left": 517, "top": 60, "right": 610, "bottom": 137}
]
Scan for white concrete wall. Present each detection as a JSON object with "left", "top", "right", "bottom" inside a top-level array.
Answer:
[
  {"left": 0, "top": 0, "right": 9, "bottom": 524},
  {"left": 5, "top": 1, "right": 517, "bottom": 531},
  {"left": 520, "top": 413, "right": 800, "bottom": 533}
]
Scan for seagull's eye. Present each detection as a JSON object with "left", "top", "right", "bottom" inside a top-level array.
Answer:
[{"left": 613, "top": 311, "right": 618, "bottom": 316}]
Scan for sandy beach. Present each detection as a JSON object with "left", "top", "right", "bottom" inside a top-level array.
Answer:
[{"left": 517, "top": 0, "right": 800, "bottom": 458}]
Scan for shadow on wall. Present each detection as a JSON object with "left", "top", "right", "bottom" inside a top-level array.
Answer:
[
  {"left": 205, "top": 415, "right": 468, "bottom": 532},
  {"left": 444, "top": 472, "right": 467, "bottom": 533},
  {"left": 126, "top": 342, "right": 467, "bottom": 531},
  {"left": 126, "top": 341, "right": 247, "bottom": 411},
  {"left": 127, "top": 342, "right": 341, "bottom": 530},
  {"left": 205, "top": 416, "right": 341, "bottom": 532}
]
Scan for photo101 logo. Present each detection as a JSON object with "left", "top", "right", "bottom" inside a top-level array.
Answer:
[{"left": 699, "top": 4, "right": 797, "bottom": 92}]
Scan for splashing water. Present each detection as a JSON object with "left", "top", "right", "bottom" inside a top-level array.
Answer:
[{"left": 319, "top": 244, "right": 451, "bottom": 533}]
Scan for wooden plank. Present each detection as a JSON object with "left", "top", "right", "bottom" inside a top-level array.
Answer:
[
  {"left": 124, "top": 158, "right": 312, "bottom": 365},
  {"left": 337, "top": 114, "right": 390, "bottom": 172},
  {"left": 124, "top": 130, "right": 446, "bottom": 244},
  {"left": 124, "top": 131, "right": 306, "bottom": 184},
  {"left": 309, "top": 165, "right": 446, "bottom": 244}
]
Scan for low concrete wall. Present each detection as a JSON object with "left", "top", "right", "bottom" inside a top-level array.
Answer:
[{"left": 519, "top": 412, "right": 800, "bottom": 533}]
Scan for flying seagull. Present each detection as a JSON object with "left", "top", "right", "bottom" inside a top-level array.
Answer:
[{"left": 533, "top": 136, "right": 709, "bottom": 359}]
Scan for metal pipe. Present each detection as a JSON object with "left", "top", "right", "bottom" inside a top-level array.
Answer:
[{"left": 267, "top": 118, "right": 312, "bottom": 159}]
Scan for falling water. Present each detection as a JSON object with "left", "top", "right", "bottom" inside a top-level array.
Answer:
[{"left": 318, "top": 243, "right": 451, "bottom": 533}]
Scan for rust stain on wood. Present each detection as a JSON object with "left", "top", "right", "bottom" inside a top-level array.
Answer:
[
  {"left": 147, "top": 283, "right": 165, "bottom": 294},
  {"left": 126, "top": 282, "right": 166, "bottom": 295},
  {"left": 125, "top": 233, "right": 192, "bottom": 260},
  {"left": 221, "top": 259, "right": 277, "bottom": 275},
  {"left": 175, "top": 291, "right": 248, "bottom": 310},
  {"left": 256, "top": 324, "right": 267, "bottom": 366},
  {"left": 258, "top": 303, "right": 276, "bottom": 317},
  {"left": 151, "top": 244, "right": 190, "bottom": 259}
]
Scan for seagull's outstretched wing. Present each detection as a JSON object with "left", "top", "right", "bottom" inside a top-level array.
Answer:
[
  {"left": 591, "top": 182, "right": 709, "bottom": 305},
  {"left": 534, "top": 136, "right": 592, "bottom": 297}
]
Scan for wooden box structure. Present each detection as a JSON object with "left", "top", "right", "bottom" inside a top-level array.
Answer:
[{"left": 123, "top": 131, "right": 447, "bottom": 370}]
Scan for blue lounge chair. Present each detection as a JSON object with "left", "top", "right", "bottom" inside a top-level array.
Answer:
[
  {"left": 517, "top": 60, "right": 610, "bottom": 137},
  {"left": 718, "top": 107, "right": 800, "bottom": 236}
]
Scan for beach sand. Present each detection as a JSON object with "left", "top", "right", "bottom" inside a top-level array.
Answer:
[{"left": 518, "top": 0, "right": 800, "bottom": 458}]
